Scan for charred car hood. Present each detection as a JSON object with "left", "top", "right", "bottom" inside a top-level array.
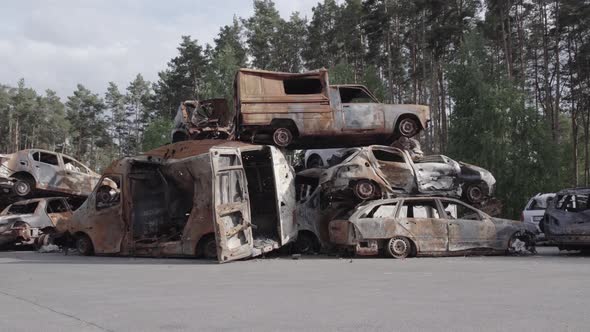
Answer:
[{"left": 491, "top": 217, "right": 536, "bottom": 233}]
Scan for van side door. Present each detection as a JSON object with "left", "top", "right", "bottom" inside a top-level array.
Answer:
[
  {"left": 210, "top": 147, "right": 254, "bottom": 263},
  {"left": 269, "top": 147, "right": 297, "bottom": 245}
]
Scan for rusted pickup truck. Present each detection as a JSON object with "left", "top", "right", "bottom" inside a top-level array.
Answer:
[{"left": 234, "top": 68, "right": 430, "bottom": 148}]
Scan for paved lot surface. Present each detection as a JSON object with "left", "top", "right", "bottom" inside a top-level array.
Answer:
[{"left": 0, "top": 247, "right": 589, "bottom": 332}]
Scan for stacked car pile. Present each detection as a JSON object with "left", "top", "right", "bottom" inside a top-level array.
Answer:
[
  {"left": 32, "top": 68, "right": 537, "bottom": 263},
  {"left": 0, "top": 150, "right": 100, "bottom": 249}
]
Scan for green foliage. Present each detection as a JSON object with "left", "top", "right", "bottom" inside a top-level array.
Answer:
[
  {"left": 448, "top": 32, "right": 562, "bottom": 217},
  {"left": 142, "top": 117, "right": 173, "bottom": 152}
]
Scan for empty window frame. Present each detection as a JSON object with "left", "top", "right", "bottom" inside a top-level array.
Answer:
[
  {"left": 283, "top": 78, "right": 323, "bottom": 94},
  {"left": 339, "top": 87, "right": 377, "bottom": 103},
  {"left": 33, "top": 151, "right": 59, "bottom": 166}
]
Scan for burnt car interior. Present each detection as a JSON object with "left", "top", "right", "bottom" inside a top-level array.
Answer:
[
  {"left": 242, "top": 147, "right": 280, "bottom": 244},
  {"left": 129, "top": 162, "right": 193, "bottom": 244},
  {"left": 4, "top": 201, "right": 39, "bottom": 215},
  {"left": 556, "top": 194, "right": 589, "bottom": 212}
]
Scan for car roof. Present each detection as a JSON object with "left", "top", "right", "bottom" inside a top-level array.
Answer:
[{"left": 556, "top": 188, "right": 590, "bottom": 196}]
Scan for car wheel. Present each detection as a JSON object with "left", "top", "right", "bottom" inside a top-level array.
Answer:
[
  {"left": 294, "top": 232, "right": 318, "bottom": 254},
  {"left": 386, "top": 237, "right": 412, "bottom": 259},
  {"left": 13, "top": 179, "right": 32, "bottom": 197},
  {"left": 272, "top": 127, "right": 293, "bottom": 147},
  {"left": 76, "top": 234, "right": 94, "bottom": 256},
  {"left": 507, "top": 231, "right": 535, "bottom": 255},
  {"left": 198, "top": 236, "right": 217, "bottom": 259},
  {"left": 398, "top": 118, "right": 419, "bottom": 137},
  {"left": 466, "top": 184, "right": 484, "bottom": 203},
  {"left": 306, "top": 155, "right": 324, "bottom": 169},
  {"left": 353, "top": 180, "right": 378, "bottom": 200}
]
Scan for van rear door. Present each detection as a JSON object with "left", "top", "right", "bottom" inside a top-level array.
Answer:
[
  {"left": 269, "top": 147, "right": 298, "bottom": 245},
  {"left": 210, "top": 147, "right": 254, "bottom": 263}
]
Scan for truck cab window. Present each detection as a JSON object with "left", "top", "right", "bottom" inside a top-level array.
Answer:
[{"left": 339, "top": 87, "right": 377, "bottom": 103}]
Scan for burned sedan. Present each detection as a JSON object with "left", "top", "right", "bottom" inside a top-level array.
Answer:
[
  {"left": 317, "top": 146, "right": 495, "bottom": 204},
  {"left": 171, "top": 99, "right": 233, "bottom": 142},
  {"left": 329, "top": 197, "right": 536, "bottom": 258},
  {"left": 540, "top": 188, "right": 590, "bottom": 251},
  {"left": 0, "top": 149, "right": 100, "bottom": 198},
  {"left": 0, "top": 197, "right": 73, "bottom": 249},
  {"left": 54, "top": 140, "right": 297, "bottom": 263}
]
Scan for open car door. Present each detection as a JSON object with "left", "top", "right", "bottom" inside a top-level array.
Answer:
[
  {"left": 270, "top": 147, "right": 298, "bottom": 245},
  {"left": 210, "top": 147, "right": 254, "bottom": 263}
]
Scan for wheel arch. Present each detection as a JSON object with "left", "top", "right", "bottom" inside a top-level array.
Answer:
[
  {"left": 270, "top": 118, "right": 300, "bottom": 136},
  {"left": 394, "top": 114, "right": 423, "bottom": 133}
]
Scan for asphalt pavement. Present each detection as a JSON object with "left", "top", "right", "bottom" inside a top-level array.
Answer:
[{"left": 0, "top": 247, "right": 588, "bottom": 332}]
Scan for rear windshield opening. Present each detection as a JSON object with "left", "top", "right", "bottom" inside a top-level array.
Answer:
[
  {"left": 283, "top": 79, "right": 323, "bottom": 94},
  {"left": 6, "top": 202, "right": 39, "bottom": 215},
  {"left": 372, "top": 149, "right": 405, "bottom": 163}
]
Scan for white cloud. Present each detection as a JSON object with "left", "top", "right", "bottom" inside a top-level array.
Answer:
[{"left": 0, "top": 0, "right": 317, "bottom": 100}]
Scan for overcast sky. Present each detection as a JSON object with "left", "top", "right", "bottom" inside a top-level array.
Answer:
[{"left": 0, "top": 0, "right": 319, "bottom": 99}]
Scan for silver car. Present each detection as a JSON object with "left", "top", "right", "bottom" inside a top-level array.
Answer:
[
  {"left": 0, "top": 197, "right": 73, "bottom": 248},
  {"left": 0, "top": 149, "right": 100, "bottom": 197},
  {"left": 522, "top": 193, "right": 555, "bottom": 236},
  {"left": 329, "top": 197, "right": 537, "bottom": 258}
]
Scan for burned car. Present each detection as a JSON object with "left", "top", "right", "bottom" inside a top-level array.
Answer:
[
  {"left": 329, "top": 197, "right": 536, "bottom": 258},
  {"left": 171, "top": 99, "right": 233, "bottom": 142},
  {"left": 234, "top": 68, "right": 430, "bottom": 148},
  {"left": 0, "top": 150, "right": 100, "bottom": 198},
  {"left": 0, "top": 197, "right": 73, "bottom": 249},
  {"left": 316, "top": 146, "right": 495, "bottom": 204},
  {"left": 540, "top": 188, "right": 590, "bottom": 251},
  {"left": 54, "top": 140, "right": 297, "bottom": 263}
]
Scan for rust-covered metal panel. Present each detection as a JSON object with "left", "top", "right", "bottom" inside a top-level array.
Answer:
[
  {"left": 233, "top": 68, "right": 430, "bottom": 148},
  {"left": 54, "top": 141, "right": 297, "bottom": 262}
]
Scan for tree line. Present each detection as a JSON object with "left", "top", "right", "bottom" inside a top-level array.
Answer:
[{"left": 0, "top": 0, "right": 589, "bottom": 217}]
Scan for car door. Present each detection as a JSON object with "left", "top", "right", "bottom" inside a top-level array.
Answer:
[
  {"left": 210, "top": 147, "right": 254, "bottom": 263},
  {"left": 60, "top": 155, "right": 90, "bottom": 195},
  {"left": 87, "top": 174, "right": 126, "bottom": 253},
  {"left": 339, "top": 87, "right": 384, "bottom": 131},
  {"left": 269, "top": 146, "right": 297, "bottom": 245},
  {"left": 442, "top": 199, "right": 496, "bottom": 251},
  {"left": 31, "top": 151, "right": 62, "bottom": 191},
  {"left": 369, "top": 147, "right": 416, "bottom": 193},
  {"left": 45, "top": 198, "right": 73, "bottom": 227},
  {"left": 395, "top": 198, "right": 448, "bottom": 252}
]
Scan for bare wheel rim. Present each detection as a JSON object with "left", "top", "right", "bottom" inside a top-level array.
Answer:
[
  {"left": 273, "top": 128, "right": 292, "bottom": 147},
  {"left": 387, "top": 237, "right": 410, "bottom": 258},
  {"left": 14, "top": 181, "right": 30, "bottom": 196},
  {"left": 355, "top": 181, "right": 376, "bottom": 199},
  {"left": 468, "top": 185, "right": 483, "bottom": 202},
  {"left": 399, "top": 118, "right": 418, "bottom": 137}
]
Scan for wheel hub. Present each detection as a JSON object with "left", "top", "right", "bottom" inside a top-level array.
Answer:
[
  {"left": 15, "top": 182, "right": 28, "bottom": 195},
  {"left": 273, "top": 129, "right": 291, "bottom": 146},
  {"left": 357, "top": 183, "right": 374, "bottom": 198},
  {"left": 400, "top": 119, "right": 417, "bottom": 136}
]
